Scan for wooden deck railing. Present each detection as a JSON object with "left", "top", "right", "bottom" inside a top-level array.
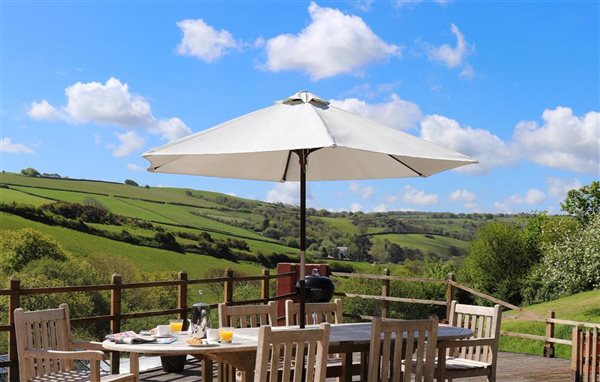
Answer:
[
  {"left": 2, "top": 266, "right": 596, "bottom": 381},
  {"left": 331, "top": 269, "right": 600, "bottom": 361},
  {"left": 0, "top": 268, "right": 297, "bottom": 382}
]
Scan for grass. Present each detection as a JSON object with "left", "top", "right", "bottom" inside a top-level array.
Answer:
[
  {"left": 372, "top": 233, "right": 468, "bottom": 256},
  {"left": 0, "top": 211, "right": 262, "bottom": 279},
  {"left": 1, "top": 173, "right": 223, "bottom": 208},
  {"left": 501, "top": 289, "right": 600, "bottom": 358},
  {"left": 0, "top": 187, "right": 53, "bottom": 206}
]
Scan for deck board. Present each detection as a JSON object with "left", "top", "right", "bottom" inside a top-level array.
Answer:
[{"left": 138, "top": 352, "right": 571, "bottom": 381}]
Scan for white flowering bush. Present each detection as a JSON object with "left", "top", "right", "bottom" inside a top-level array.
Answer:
[{"left": 526, "top": 215, "right": 600, "bottom": 303}]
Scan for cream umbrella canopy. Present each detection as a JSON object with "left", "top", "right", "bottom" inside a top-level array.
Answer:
[{"left": 143, "top": 90, "right": 477, "bottom": 327}]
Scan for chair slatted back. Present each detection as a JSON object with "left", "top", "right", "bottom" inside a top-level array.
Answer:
[
  {"left": 14, "top": 303, "right": 74, "bottom": 381},
  {"left": 368, "top": 317, "right": 438, "bottom": 382},
  {"left": 285, "top": 299, "right": 343, "bottom": 326},
  {"left": 572, "top": 326, "right": 600, "bottom": 382},
  {"left": 254, "top": 323, "right": 330, "bottom": 382},
  {"left": 448, "top": 301, "right": 501, "bottom": 363},
  {"left": 219, "top": 302, "right": 276, "bottom": 328}
]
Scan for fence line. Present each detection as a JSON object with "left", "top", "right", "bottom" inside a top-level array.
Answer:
[{"left": 0, "top": 268, "right": 296, "bottom": 382}]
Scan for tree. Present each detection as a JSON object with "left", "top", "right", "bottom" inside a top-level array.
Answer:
[
  {"left": 0, "top": 229, "right": 68, "bottom": 273},
  {"left": 460, "top": 221, "right": 536, "bottom": 305},
  {"left": 524, "top": 215, "right": 600, "bottom": 303},
  {"left": 561, "top": 181, "right": 600, "bottom": 225},
  {"left": 348, "top": 234, "right": 372, "bottom": 262},
  {"left": 124, "top": 179, "right": 139, "bottom": 186},
  {"left": 21, "top": 167, "right": 40, "bottom": 177}
]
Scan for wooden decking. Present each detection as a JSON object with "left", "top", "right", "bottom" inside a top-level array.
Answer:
[{"left": 138, "top": 352, "right": 571, "bottom": 381}]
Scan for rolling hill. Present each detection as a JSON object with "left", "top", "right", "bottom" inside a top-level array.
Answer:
[{"left": 0, "top": 171, "right": 493, "bottom": 272}]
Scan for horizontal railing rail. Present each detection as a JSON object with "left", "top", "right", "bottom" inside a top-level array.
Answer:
[{"left": 1, "top": 268, "right": 296, "bottom": 382}]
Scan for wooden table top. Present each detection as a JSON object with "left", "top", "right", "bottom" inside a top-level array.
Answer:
[{"left": 102, "top": 322, "right": 473, "bottom": 356}]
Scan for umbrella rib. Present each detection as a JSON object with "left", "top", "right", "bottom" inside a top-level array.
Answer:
[
  {"left": 282, "top": 151, "right": 293, "bottom": 181},
  {"left": 388, "top": 155, "right": 423, "bottom": 177}
]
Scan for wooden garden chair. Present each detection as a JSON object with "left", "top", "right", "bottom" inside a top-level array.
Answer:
[
  {"left": 217, "top": 302, "right": 277, "bottom": 382},
  {"left": 14, "top": 304, "right": 135, "bottom": 382},
  {"left": 285, "top": 299, "right": 365, "bottom": 380},
  {"left": 254, "top": 323, "right": 330, "bottom": 382},
  {"left": 219, "top": 301, "right": 277, "bottom": 328},
  {"left": 435, "top": 301, "right": 502, "bottom": 382},
  {"left": 368, "top": 317, "right": 438, "bottom": 382},
  {"left": 284, "top": 299, "right": 343, "bottom": 326},
  {"left": 571, "top": 325, "right": 599, "bottom": 382}
]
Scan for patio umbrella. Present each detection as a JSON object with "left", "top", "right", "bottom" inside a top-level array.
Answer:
[{"left": 143, "top": 90, "right": 477, "bottom": 328}]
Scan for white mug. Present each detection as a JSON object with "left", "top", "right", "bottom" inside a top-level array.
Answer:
[{"left": 156, "top": 325, "right": 171, "bottom": 337}]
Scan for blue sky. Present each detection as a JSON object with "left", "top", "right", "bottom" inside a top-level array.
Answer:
[{"left": 1, "top": 1, "right": 598, "bottom": 213}]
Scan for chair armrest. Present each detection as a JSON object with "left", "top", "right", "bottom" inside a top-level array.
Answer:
[
  {"left": 70, "top": 340, "right": 105, "bottom": 351},
  {"left": 23, "top": 349, "right": 105, "bottom": 361},
  {"left": 437, "top": 337, "right": 497, "bottom": 349}
]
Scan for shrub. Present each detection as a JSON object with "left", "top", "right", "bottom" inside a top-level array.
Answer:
[
  {"left": 0, "top": 229, "right": 68, "bottom": 273},
  {"left": 124, "top": 179, "right": 139, "bottom": 186},
  {"left": 21, "top": 167, "right": 40, "bottom": 177}
]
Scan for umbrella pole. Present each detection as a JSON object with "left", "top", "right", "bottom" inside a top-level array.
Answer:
[{"left": 299, "top": 149, "right": 307, "bottom": 329}]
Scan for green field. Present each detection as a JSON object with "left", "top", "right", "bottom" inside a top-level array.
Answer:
[
  {"left": 501, "top": 289, "right": 600, "bottom": 358},
  {"left": 1, "top": 172, "right": 224, "bottom": 208},
  {"left": 0, "top": 187, "right": 53, "bottom": 206},
  {"left": 0, "top": 212, "right": 261, "bottom": 277},
  {"left": 372, "top": 233, "right": 468, "bottom": 256}
]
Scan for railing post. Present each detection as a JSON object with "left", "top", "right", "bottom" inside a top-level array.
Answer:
[
  {"left": 224, "top": 268, "right": 234, "bottom": 304},
  {"left": 261, "top": 269, "right": 270, "bottom": 302},
  {"left": 178, "top": 271, "right": 188, "bottom": 328},
  {"left": 544, "top": 310, "right": 556, "bottom": 358},
  {"left": 110, "top": 273, "right": 122, "bottom": 374},
  {"left": 445, "top": 272, "right": 455, "bottom": 322},
  {"left": 381, "top": 268, "right": 390, "bottom": 318},
  {"left": 8, "top": 278, "right": 21, "bottom": 382}
]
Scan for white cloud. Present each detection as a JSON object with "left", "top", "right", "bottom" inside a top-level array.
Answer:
[
  {"left": 420, "top": 115, "right": 517, "bottom": 175},
  {"left": 27, "top": 78, "right": 192, "bottom": 151},
  {"left": 0, "top": 137, "right": 34, "bottom": 154},
  {"left": 127, "top": 163, "right": 146, "bottom": 172},
  {"left": 513, "top": 107, "right": 600, "bottom": 174},
  {"left": 64, "top": 78, "right": 154, "bottom": 127},
  {"left": 449, "top": 189, "right": 476, "bottom": 203},
  {"left": 350, "top": 203, "right": 363, "bottom": 212},
  {"left": 449, "top": 189, "right": 478, "bottom": 210},
  {"left": 330, "top": 94, "right": 422, "bottom": 130},
  {"left": 547, "top": 177, "right": 581, "bottom": 199},
  {"left": 494, "top": 188, "right": 546, "bottom": 213},
  {"left": 459, "top": 65, "right": 474, "bottom": 80},
  {"left": 176, "top": 19, "right": 239, "bottom": 62},
  {"left": 93, "top": 134, "right": 102, "bottom": 145},
  {"left": 384, "top": 195, "right": 398, "bottom": 204},
  {"left": 524, "top": 188, "right": 546, "bottom": 204},
  {"left": 372, "top": 203, "right": 388, "bottom": 212},
  {"left": 263, "top": 2, "right": 400, "bottom": 80},
  {"left": 111, "top": 131, "right": 145, "bottom": 157},
  {"left": 402, "top": 185, "right": 438, "bottom": 206},
  {"left": 349, "top": 182, "right": 374, "bottom": 199},
  {"left": 28, "top": 100, "right": 61, "bottom": 120},
  {"left": 354, "top": 0, "right": 374, "bottom": 11},
  {"left": 428, "top": 23, "right": 471, "bottom": 68},
  {"left": 152, "top": 117, "right": 193, "bottom": 141},
  {"left": 265, "top": 182, "right": 312, "bottom": 205},
  {"left": 226, "top": 192, "right": 237, "bottom": 197}
]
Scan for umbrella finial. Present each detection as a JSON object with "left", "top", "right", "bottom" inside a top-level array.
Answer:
[{"left": 283, "top": 91, "right": 330, "bottom": 106}]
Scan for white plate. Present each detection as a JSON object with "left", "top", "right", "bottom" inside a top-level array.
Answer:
[{"left": 153, "top": 334, "right": 173, "bottom": 338}]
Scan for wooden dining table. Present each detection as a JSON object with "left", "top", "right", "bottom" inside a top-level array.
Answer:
[{"left": 102, "top": 322, "right": 473, "bottom": 382}]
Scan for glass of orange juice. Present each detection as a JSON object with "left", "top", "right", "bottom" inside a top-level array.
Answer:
[
  {"left": 169, "top": 319, "right": 184, "bottom": 333},
  {"left": 219, "top": 327, "right": 234, "bottom": 343}
]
